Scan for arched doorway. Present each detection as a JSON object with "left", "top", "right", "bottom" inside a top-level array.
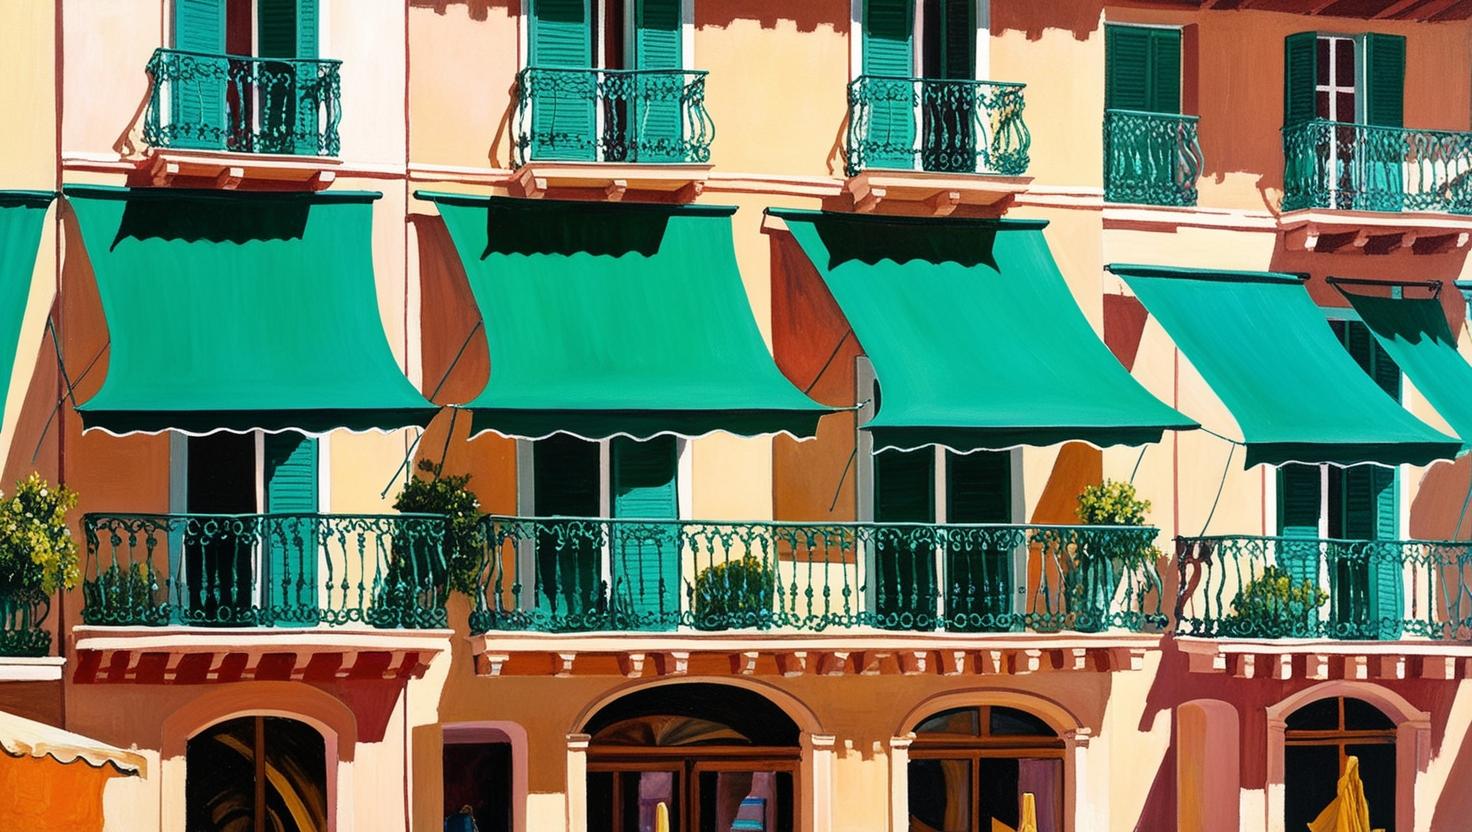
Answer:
[
  {"left": 584, "top": 683, "right": 800, "bottom": 832},
  {"left": 1283, "top": 696, "right": 1396, "bottom": 832},
  {"left": 907, "top": 705, "right": 1064, "bottom": 832},
  {"left": 186, "top": 716, "right": 328, "bottom": 832}
]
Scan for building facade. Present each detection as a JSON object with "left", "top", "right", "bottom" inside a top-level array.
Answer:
[{"left": 2, "top": 0, "right": 1472, "bottom": 830}]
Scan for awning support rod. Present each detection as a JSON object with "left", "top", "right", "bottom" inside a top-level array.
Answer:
[{"left": 1326, "top": 275, "right": 1443, "bottom": 297}]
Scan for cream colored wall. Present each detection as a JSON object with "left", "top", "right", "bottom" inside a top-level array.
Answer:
[{"left": 0, "top": 0, "right": 60, "bottom": 488}]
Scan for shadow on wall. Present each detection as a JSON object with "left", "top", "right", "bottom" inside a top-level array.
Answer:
[
  {"left": 992, "top": 0, "right": 1103, "bottom": 41},
  {"left": 698, "top": 0, "right": 847, "bottom": 34},
  {"left": 409, "top": 0, "right": 515, "bottom": 23}
]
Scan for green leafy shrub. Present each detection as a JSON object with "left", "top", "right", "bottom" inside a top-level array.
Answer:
[
  {"left": 1223, "top": 565, "right": 1328, "bottom": 638},
  {"left": 0, "top": 474, "right": 79, "bottom": 594},
  {"left": 692, "top": 556, "right": 775, "bottom": 628},
  {"left": 392, "top": 460, "right": 483, "bottom": 595},
  {"left": 1077, "top": 480, "right": 1151, "bottom": 527}
]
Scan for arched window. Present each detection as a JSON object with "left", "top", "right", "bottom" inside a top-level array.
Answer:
[
  {"left": 1284, "top": 696, "right": 1396, "bottom": 832},
  {"left": 584, "top": 683, "right": 799, "bottom": 832},
  {"left": 186, "top": 716, "right": 327, "bottom": 832},
  {"left": 908, "top": 705, "right": 1064, "bottom": 832}
]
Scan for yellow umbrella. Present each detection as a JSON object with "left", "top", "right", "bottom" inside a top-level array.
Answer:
[
  {"left": 1308, "top": 756, "right": 1372, "bottom": 832},
  {"left": 1019, "top": 792, "right": 1039, "bottom": 832},
  {"left": 655, "top": 800, "right": 670, "bottom": 832}
]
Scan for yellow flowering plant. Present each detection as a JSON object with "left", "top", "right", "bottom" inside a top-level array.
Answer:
[{"left": 0, "top": 474, "right": 80, "bottom": 594}]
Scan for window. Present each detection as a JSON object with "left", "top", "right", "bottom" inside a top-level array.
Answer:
[
  {"left": 525, "top": 0, "right": 689, "bottom": 162},
  {"left": 1104, "top": 24, "right": 1182, "bottom": 115},
  {"left": 171, "top": 0, "right": 321, "bottom": 153},
  {"left": 1277, "top": 320, "right": 1402, "bottom": 638},
  {"left": 859, "top": 361, "right": 1019, "bottom": 631},
  {"left": 859, "top": 0, "right": 987, "bottom": 172},
  {"left": 176, "top": 432, "right": 322, "bottom": 623},
  {"left": 520, "top": 434, "right": 685, "bottom": 629},
  {"left": 908, "top": 705, "right": 1064, "bottom": 832},
  {"left": 1283, "top": 32, "right": 1406, "bottom": 211},
  {"left": 443, "top": 741, "right": 513, "bottom": 832},
  {"left": 1283, "top": 697, "right": 1396, "bottom": 832},
  {"left": 186, "top": 716, "right": 327, "bottom": 832},
  {"left": 584, "top": 684, "right": 798, "bottom": 832}
]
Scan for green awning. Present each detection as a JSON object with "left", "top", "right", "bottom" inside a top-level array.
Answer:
[
  {"left": 1110, "top": 264, "right": 1459, "bottom": 468},
  {"left": 0, "top": 192, "right": 54, "bottom": 433},
  {"left": 1340, "top": 289, "right": 1472, "bottom": 453},
  {"left": 419, "top": 193, "right": 831, "bottom": 440},
  {"left": 771, "top": 210, "right": 1195, "bottom": 452},
  {"left": 67, "top": 186, "right": 437, "bottom": 435}
]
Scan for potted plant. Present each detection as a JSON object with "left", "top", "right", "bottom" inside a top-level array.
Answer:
[
  {"left": 376, "top": 460, "right": 482, "bottom": 628},
  {"left": 1067, "top": 480, "right": 1161, "bottom": 633},
  {"left": 691, "top": 555, "right": 776, "bottom": 630},
  {"left": 1220, "top": 565, "right": 1327, "bottom": 638},
  {"left": 0, "top": 474, "right": 79, "bottom": 654}
]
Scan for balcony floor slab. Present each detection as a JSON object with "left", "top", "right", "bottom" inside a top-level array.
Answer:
[
  {"left": 468, "top": 630, "right": 1158, "bottom": 678},
  {"left": 141, "top": 148, "right": 341, "bottom": 190},
  {"left": 842, "top": 170, "right": 1032, "bottom": 215},
  {"left": 71, "top": 626, "right": 452, "bottom": 685},
  {"left": 1176, "top": 636, "right": 1472, "bottom": 681},
  {"left": 512, "top": 162, "right": 712, "bottom": 201},
  {"left": 1279, "top": 208, "right": 1472, "bottom": 254},
  {"left": 0, "top": 656, "right": 65, "bottom": 682}
]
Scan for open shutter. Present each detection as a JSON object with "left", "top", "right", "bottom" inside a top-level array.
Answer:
[
  {"left": 171, "top": 0, "right": 226, "bottom": 150},
  {"left": 529, "top": 0, "right": 596, "bottom": 161},
  {"left": 533, "top": 436, "right": 602, "bottom": 624},
  {"left": 1105, "top": 25, "right": 1151, "bottom": 112},
  {"left": 631, "top": 0, "right": 685, "bottom": 162},
  {"left": 862, "top": 0, "right": 917, "bottom": 169},
  {"left": 1149, "top": 28, "right": 1182, "bottom": 114},
  {"left": 264, "top": 434, "right": 319, "bottom": 625},
  {"left": 874, "top": 448, "right": 936, "bottom": 629},
  {"left": 1364, "top": 33, "right": 1405, "bottom": 128},
  {"left": 611, "top": 437, "right": 680, "bottom": 630},
  {"left": 945, "top": 450, "right": 1013, "bottom": 631},
  {"left": 938, "top": 0, "right": 975, "bottom": 80},
  {"left": 1283, "top": 32, "right": 1318, "bottom": 126},
  {"left": 257, "top": 0, "right": 319, "bottom": 155},
  {"left": 1276, "top": 462, "right": 1323, "bottom": 601}
]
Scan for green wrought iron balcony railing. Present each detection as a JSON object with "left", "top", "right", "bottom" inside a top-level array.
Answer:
[
  {"left": 82, "top": 513, "right": 449, "bottom": 629},
  {"left": 845, "top": 75, "right": 1029, "bottom": 178},
  {"left": 1175, "top": 535, "right": 1472, "bottom": 641},
  {"left": 1282, "top": 119, "right": 1472, "bottom": 214},
  {"left": 1104, "top": 109, "right": 1204, "bottom": 207},
  {"left": 0, "top": 586, "right": 50, "bottom": 657},
  {"left": 468, "top": 517, "right": 1165, "bottom": 635},
  {"left": 512, "top": 66, "right": 714, "bottom": 167},
  {"left": 144, "top": 48, "right": 342, "bottom": 157}
]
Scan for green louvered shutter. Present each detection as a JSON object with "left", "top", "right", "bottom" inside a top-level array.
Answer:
[
  {"left": 171, "top": 0, "right": 226, "bottom": 150},
  {"left": 611, "top": 437, "right": 680, "bottom": 631},
  {"left": 631, "top": 0, "right": 684, "bottom": 162},
  {"left": 529, "top": 0, "right": 596, "bottom": 161},
  {"left": 1276, "top": 462, "right": 1323, "bottom": 636},
  {"left": 264, "top": 434, "right": 319, "bottom": 625},
  {"left": 533, "top": 436, "right": 602, "bottom": 626},
  {"left": 945, "top": 451, "right": 1012, "bottom": 632},
  {"left": 257, "top": 0, "right": 319, "bottom": 155},
  {"left": 1364, "top": 34, "right": 1405, "bottom": 128},
  {"left": 1105, "top": 25, "right": 1151, "bottom": 112},
  {"left": 1336, "top": 321, "right": 1404, "bottom": 637},
  {"left": 874, "top": 448, "right": 936, "bottom": 629},
  {"left": 1149, "top": 28, "right": 1182, "bottom": 114},
  {"left": 1283, "top": 32, "right": 1318, "bottom": 126},
  {"left": 1362, "top": 33, "right": 1406, "bottom": 211},
  {"left": 924, "top": 0, "right": 975, "bottom": 172},
  {"left": 1105, "top": 25, "right": 1180, "bottom": 113},
  {"left": 863, "top": 0, "right": 917, "bottom": 170}
]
